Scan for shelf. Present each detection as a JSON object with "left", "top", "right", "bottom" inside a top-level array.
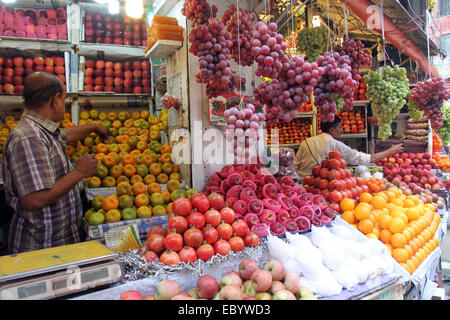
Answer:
[
  {"left": 78, "top": 43, "right": 146, "bottom": 59},
  {"left": 0, "top": 37, "right": 71, "bottom": 53},
  {"left": 268, "top": 143, "right": 301, "bottom": 149},
  {"left": 145, "top": 40, "right": 182, "bottom": 59},
  {"left": 353, "top": 100, "right": 371, "bottom": 106},
  {"left": 152, "top": 0, "right": 180, "bottom": 16},
  {"left": 71, "top": 92, "right": 152, "bottom": 108},
  {"left": 295, "top": 112, "right": 315, "bottom": 119},
  {"left": 339, "top": 133, "right": 367, "bottom": 139}
]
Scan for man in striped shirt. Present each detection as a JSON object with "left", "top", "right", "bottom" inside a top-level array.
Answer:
[{"left": 2, "top": 72, "right": 108, "bottom": 253}]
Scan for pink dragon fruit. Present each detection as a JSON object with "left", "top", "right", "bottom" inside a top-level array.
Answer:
[
  {"left": 288, "top": 207, "right": 300, "bottom": 220},
  {"left": 296, "top": 216, "right": 311, "bottom": 230},
  {"left": 262, "top": 184, "right": 278, "bottom": 199},
  {"left": 226, "top": 185, "right": 243, "bottom": 200},
  {"left": 278, "top": 195, "right": 294, "bottom": 211},
  {"left": 295, "top": 193, "right": 314, "bottom": 208},
  {"left": 299, "top": 206, "right": 315, "bottom": 220},
  {"left": 251, "top": 223, "right": 270, "bottom": 237},
  {"left": 248, "top": 199, "right": 263, "bottom": 215},
  {"left": 243, "top": 213, "right": 260, "bottom": 229},
  {"left": 262, "top": 198, "right": 282, "bottom": 213},
  {"left": 226, "top": 172, "right": 243, "bottom": 187},
  {"left": 311, "top": 217, "right": 322, "bottom": 227},
  {"left": 240, "top": 188, "right": 257, "bottom": 202},
  {"left": 220, "top": 180, "right": 230, "bottom": 194},
  {"left": 233, "top": 200, "right": 248, "bottom": 216}
]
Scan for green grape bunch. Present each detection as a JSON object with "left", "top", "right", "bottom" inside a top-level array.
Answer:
[
  {"left": 296, "top": 26, "right": 327, "bottom": 62},
  {"left": 364, "top": 65, "right": 410, "bottom": 140},
  {"left": 439, "top": 102, "right": 450, "bottom": 144},
  {"left": 407, "top": 98, "right": 424, "bottom": 121}
]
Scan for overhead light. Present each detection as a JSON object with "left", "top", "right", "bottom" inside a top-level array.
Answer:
[
  {"left": 109, "top": 0, "right": 120, "bottom": 14},
  {"left": 126, "top": 0, "right": 144, "bottom": 19},
  {"left": 312, "top": 15, "right": 321, "bottom": 27}
]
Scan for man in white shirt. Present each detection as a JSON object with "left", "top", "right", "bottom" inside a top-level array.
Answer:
[{"left": 294, "top": 117, "right": 404, "bottom": 181}]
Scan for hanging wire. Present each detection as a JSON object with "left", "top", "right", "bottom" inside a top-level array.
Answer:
[
  {"left": 326, "top": 0, "right": 331, "bottom": 52},
  {"left": 235, "top": 0, "right": 244, "bottom": 104},
  {"left": 343, "top": 1, "right": 349, "bottom": 40},
  {"left": 380, "top": 0, "right": 387, "bottom": 67},
  {"left": 425, "top": 0, "right": 432, "bottom": 80}
]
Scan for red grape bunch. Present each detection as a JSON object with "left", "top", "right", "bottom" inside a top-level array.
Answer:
[
  {"left": 333, "top": 39, "right": 372, "bottom": 85},
  {"left": 251, "top": 21, "right": 289, "bottom": 79},
  {"left": 182, "top": 0, "right": 218, "bottom": 26},
  {"left": 410, "top": 78, "right": 450, "bottom": 129},
  {"left": 314, "top": 51, "right": 358, "bottom": 122},
  {"left": 188, "top": 18, "right": 235, "bottom": 98},
  {"left": 224, "top": 103, "right": 266, "bottom": 164},
  {"left": 222, "top": 5, "right": 256, "bottom": 67}
]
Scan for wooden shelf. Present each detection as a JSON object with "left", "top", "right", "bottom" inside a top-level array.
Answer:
[
  {"left": 145, "top": 40, "right": 182, "bottom": 59},
  {"left": 0, "top": 37, "right": 71, "bottom": 53},
  {"left": 268, "top": 143, "right": 301, "bottom": 149},
  {"left": 78, "top": 43, "right": 146, "bottom": 59},
  {"left": 294, "top": 112, "right": 315, "bottom": 119},
  {"left": 354, "top": 100, "right": 371, "bottom": 106},
  {"left": 339, "top": 133, "right": 368, "bottom": 139}
]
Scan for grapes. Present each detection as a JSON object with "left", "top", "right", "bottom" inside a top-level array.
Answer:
[
  {"left": 314, "top": 51, "right": 358, "bottom": 121},
  {"left": 296, "top": 26, "right": 327, "bottom": 62},
  {"left": 407, "top": 98, "right": 423, "bottom": 121},
  {"left": 364, "top": 65, "right": 410, "bottom": 140},
  {"left": 182, "top": 0, "right": 218, "bottom": 26},
  {"left": 438, "top": 102, "right": 450, "bottom": 144},
  {"left": 410, "top": 78, "right": 450, "bottom": 129},
  {"left": 333, "top": 39, "right": 372, "bottom": 86}
]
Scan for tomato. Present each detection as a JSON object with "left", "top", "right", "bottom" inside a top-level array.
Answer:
[
  {"left": 202, "top": 225, "right": 219, "bottom": 244},
  {"left": 168, "top": 216, "right": 188, "bottom": 234},
  {"left": 216, "top": 222, "right": 233, "bottom": 240},
  {"left": 243, "top": 232, "right": 260, "bottom": 248},
  {"left": 219, "top": 207, "right": 236, "bottom": 225},
  {"left": 214, "top": 239, "right": 231, "bottom": 256},
  {"left": 160, "top": 249, "right": 180, "bottom": 265},
  {"left": 178, "top": 246, "right": 197, "bottom": 263},
  {"left": 146, "top": 225, "right": 164, "bottom": 240},
  {"left": 192, "top": 195, "right": 210, "bottom": 213},
  {"left": 208, "top": 192, "right": 225, "bottom": 210},
  {"left": 231, "top": 219, "right": 249, "bottom": 238},
  {"left": 229, "top": 235, "right": 244, "bottom": 252},
  {"left": 204, "top": 209, "right": 222, "bottom": 227},
  {"left": 164, "top": 231, "right": 183, "bottom": 252},
  {"left": 146, "top": 233, "right": 165, "bottom": 253},
  {"left": 187, "top": 212, "right": 206, "bottom": 229},
  {"left": 140, "top": 250, "right": 157, "bottom": 262},
  {"left": 183, "top": 227, "right": 204, "bottom": 248},
  {"left": 172, "top": 197, "right": 192, "bottom": 217},
  {"left": 197, "top": 243, "right": 215, "bottom": 261}
]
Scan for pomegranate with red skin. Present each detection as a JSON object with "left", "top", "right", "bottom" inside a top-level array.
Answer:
[
  {"left": 197, "top": 243, "right": 215, "bottom": 261},
  {"left": 168, "top": 215, "right": 188, "bottom": 234},
  {"left": 204, "top": 209, "right": 222, "bottom": 227},
  {"left": 146, "top": 233, "right": 165, "bottom": 253},
  {"left": 229, "top": 235, "right": 245, "bottom": 252},
  {"left": 183, "top": 227, "right": 203, "bottom": 248},
  {"left": 172, "top": 197, "right": 192, "bottom": 217},
  {"left": 202, "top": 225, "right": 219, "bottom": 244},
  {"left": 187, "top": 212, "right": 206, "bottom": 229},
  {"left": 159, "top": 249, "right": 180, "bottom": 265},
  {"left": 216, "top": 222, "right": 233, "bottom": 240},
  {"left": 208, "top": 192, "right": 225, "bottom": 210},
  {"left": 244, "top": 232, "right": 260, "bottom": 247},
  {"left": 232, "top": 219, "right": 249, "bottom": 237},
  {"left": 192, "top": 195, "right": 210, "bottom": 213},
  {"left": 140, "top": 250, "right": 157, "bottom": 262},
  {"left": 164, "top": 231, "right": 183, "bottom": 252},
  {"left": 179, "top": 246, "right": 197, "bottom": 263},
  {"left": 219, "top": 207, "right": 235, "bottom": 224},
  {"left": 214, "top": 239, "right": 231, "bottom": 256}
]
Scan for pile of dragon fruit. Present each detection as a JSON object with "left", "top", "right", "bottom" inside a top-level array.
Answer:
[{"left": 204, "top": 163, "right": 335, "bottom": 237}]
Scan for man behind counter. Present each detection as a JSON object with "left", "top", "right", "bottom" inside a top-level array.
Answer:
[
  {"left": 2, "top": 72, "right": 109, "bottom": 254},
  {"left": 294, "top": 116, "right": 404, "bottom": 181}
]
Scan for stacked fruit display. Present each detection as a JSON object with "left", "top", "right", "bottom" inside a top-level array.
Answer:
[
  {"left": 204, "top": 164, "right": 335, "bottom": 236},
  {"left": 340, "top": 188, "right": 442, "bottom": 275},
  {"left": 298, "top": 102, "right": 313, "bottom": 112},
  {"left": 302, "top": 150, "right": 369, "bottom": 212},
  {"left": 266, "top": 118, "right": 312, "bottom": 145},
  {"left": 433, "top": 152, "right": 450, "bottom": 172},
  {"left": 0, "top": 6, "right": 67, "bottom": 40},
  {"left": 82, "top": 58, "right": 151, "bottom": 94},
  {"left": 377, "top": 152, "right": 442, "bottom": 190},
  {"left": 353, "top": 77, "right": 367, "bottom": 101},
  {"left": 337, "top": 111, "right": 365, "bottom": 134},
  {"left": 145, "top": 15, "right": 184, "bottom": 54},
  {"left": 389, "top": 180, "right": 446, "bottom": 210},
  {"left": 0, "top": 55, "right": 66, "bottom": 94},
  {"left": 140, "top": 193, "right": 260, "bottom": 265},
  {"left": 119, "top": 258, "right": 316, "bottom": 300},
  {"left": 83, "top": 12, "right": 147, "bottom": 46}
]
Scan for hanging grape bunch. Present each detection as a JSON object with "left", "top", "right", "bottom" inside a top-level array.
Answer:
[
  {"left": 407, "top": 98, "right": 423, "bottom": 121},
  {"left": 222, "top": 5, "right": 256, "bottom": 67},
  {"left": 333, "top": 39, "right": 372, "bottom": 84},
  {"left": 314, "top": 51, "right": 358, "bottom": 122},
  {"left": 182, "top": 0, "right": 218, "bottom": 26},
  {"left": 187, "top": 18, "right": 235, "bottom": 98},
  {"left": 410, "top": 78, "right": 450, "bottom": 129},
  {"left": 296, "top": 26, "right": 327, "bottom": 62},
  {"left": 438, "top": 102, "right": 450, "bottom": 145},
  {"left": 224, "top": 103, "right": 266, "bottom": 164},
  {"left": 364, "top": 65, "right": 410, "bottom": 140},
  {"left": 251, "top": 21, "right": 289, "bottom": 79}
]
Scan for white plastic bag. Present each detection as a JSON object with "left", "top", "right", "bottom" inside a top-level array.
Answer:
[
  {"left": 267, "top": 234, "right": 294, "bottom": 263},
  {"left": 332, "top": 267, "right": 359, "bottom": 291},
  {"left": 310, "top": 225, "right": 334, "bottom": 248}
]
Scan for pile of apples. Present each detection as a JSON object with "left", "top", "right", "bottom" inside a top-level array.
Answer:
[
  {"left": 141, "top": 192, "right": 260, "bottom": 265},
  {"left": 302, "top": 150, "right": 369, "bottom": 212},
  {"left": 120, "top": 258, "right": 317, "bottom": 300},
  {"left": 82, "top": 59, "right": 151, "bottom": 94},
  {"left": 266, "top": 118, "right": 312, "bottom": 145},
  {"left": 378, "top": 153, "right": 443, "bottom": 190},
  {"left": 0, "top": 55, "right": 65, "bottom": 94},
  {"left": 84, "top": 12, "right": 147, "bottom": 47},
  {"left": 337, "top": 111, "right": 365, "bottom": 134}
]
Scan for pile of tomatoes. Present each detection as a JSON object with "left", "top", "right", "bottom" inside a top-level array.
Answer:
[{"left": 141, "top": 192, "right": 260, "bottom": 265}]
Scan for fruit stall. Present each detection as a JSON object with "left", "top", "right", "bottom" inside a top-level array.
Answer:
[{"left": 0, "top": 0, "right": 449, "bottom": 303}]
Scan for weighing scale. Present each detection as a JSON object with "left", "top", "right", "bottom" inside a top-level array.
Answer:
[{"left": 0, "top": 241, "right": 123, "bottom": 300}]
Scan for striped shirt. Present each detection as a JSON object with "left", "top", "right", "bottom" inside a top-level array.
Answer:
[{"left": 2, "top": 109, "right": 82, "bottom": 254}]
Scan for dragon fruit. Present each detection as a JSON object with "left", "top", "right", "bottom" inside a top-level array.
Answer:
[
  {"left": 248, "top": 199, "right": 264, "bottom": 215},
  {"left": 242, "top": 180, "right": 257, "bottom": 191},
  {"left": 226, "top": 185, "right": 243, "bottom": 200},
  {"left": 210, "top": 172, "right": 223, "bottom": 184},
  {"left": 226, "top": 172, "right": 243, "bottom": 187},
  {"left": 284, "top": 219, "right": 299, "bottom": 233},
  {"left": 281, "top": 185, "right": 297, "bottom": 199},
  {"left": 262, "top": 184, "right": 278, "bottom": 199},
  {"left": 233, "top": 200, "right": 248, "bottom": 216},
  {"left": 220, "top": 180, "right": 230, "bottom": 194},
  {"left": 226, "top": 196, "right": 239, "bottom": 208},
  {"left": 243, "top": 213, "right": 260, "bottom": 228},
  {"left": 322, "top": 207, "right": 335, "bottom": 219},
  {"left": 248, "top": 164, "right": 260, "bottom": 174},
  {"left": 221, "top": 165, "right": 234, "bottom": 177},
  {"left": 296, "top": 216, "right": 311, "bottom": 230},
  {"left": 320, "top": 215, "right": 333, "bottom": 225},
  {"left": 276, "top": 209, "right": 290, "bottom": 223},
  {"left": 312, "top": 195, "right": 327, "bottom": 210},
  {"left": 280, "top": 176, "right": 295, "bottom": 187},
  {"left": 299, "top": 206, "right": 315, "bottom": 220},
  {"left": 278, "top": 195, "right": 294, "bottom": 211},
  {"left": 251, "top": 223, "right": 270, "bottom": 237},
  {"left": 262, "top": 198, "right": 282, "bottom": 213},
  {"left": 288, "top": 207, "right": 300, "bottom": 220},
  {"left": 240, "top": 188, "right": 257, "bottom": 202}
]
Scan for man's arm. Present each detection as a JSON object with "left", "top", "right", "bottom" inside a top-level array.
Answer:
[
  {"left": 369, "top": 144, "right": 404, "bottom": 164},
  {"left": 63, "top": 124, "right": 109, "bottom": 144}
]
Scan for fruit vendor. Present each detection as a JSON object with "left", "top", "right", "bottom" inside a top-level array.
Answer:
[
  {"left": 2, "top": 72, "right": 109, "bottom": 254},
  {"left": 294, "top": 116, "right": 403, "bottom": 181}
]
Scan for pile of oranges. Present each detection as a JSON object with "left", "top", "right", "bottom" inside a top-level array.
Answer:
[
  {"left": 340, "top": 187, "right": 441, "bottom": 275},
  {"left": 363, "top": 178, "right": 385, "bottom": 193}
]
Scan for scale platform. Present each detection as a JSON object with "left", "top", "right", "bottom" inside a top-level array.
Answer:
[{"left": 0, "top": 241, "right": 123, "bottom": 300}]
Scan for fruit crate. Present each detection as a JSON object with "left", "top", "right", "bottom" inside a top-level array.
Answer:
[
  {"left": 374, "top": 139, "right": 428, "bottom": 154},
  {"left": 83, "top": 214, "right": 169, "bottom": 241}
]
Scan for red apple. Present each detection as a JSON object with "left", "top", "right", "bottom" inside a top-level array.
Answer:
[
  {"left": 123, "top": 61, "right": 132, "bottom": 70},
  {"left": 14, "top": 67, "right": 24, "bottom": 76},
  {"left": 95, "top": 60, "right": 105, "bottom": 69},
  {"left": 13, "top": 76, "right": 23, "bottom": 85},
  {"left": 94, "top": 85, "right": 104, "bottom": 92},
  {"left": 196, "top": 275, "right": 219, "bottom": 299},
  {"left": 132, "top": 70, "right": 141, "bottom": 78},
  {"left": 14, "top": 85, "right": 24, "bottom": 93},
  {"left": 123, "top": 79, "right": 133, "bottom": 88},
  {"left": 239, "top": 258, "right": 259, "bottom": 280},
  {"left": 105, "top": 61, "right": 114, "bottom": 69},
  {"left": 4, "top": 59, "right": 13, "bottom": 68},
  {"left": 94, "top": 77, "right": 104, "bottom": 85},
  {"left": 85, "top": 60, "right": 96, "bottom": 68},
  {"left": 3, "top": 84, "right": 15, "bottom": 94},
  {"left": 94, "top": 69, "right": 104, "bottom": 77},
  {"left": 133, "top": 86, "right": 143, "bottom": 94},
  {"left": 85, "top": 68, "right": 94, "bottom": 77},
  {"left": 264, "top": 260, "right": 286, "bottom": 281},
  {"left": 250, "top": 269, "right": 272, "bottom": 293},
  {"left": 124, "top": 70, "right": 132, "bottom": 79},
  {"left": 44, "top": 65, "right": 54, "bottom": 74},
  {"left": 84, "top": 77, "right": 94, "bottom": 85},
  {"left": 104, "top": 68, "right": 114, "bottom": 77},
  {"left": 120, "top": 290, "right": 143, "bottom": 300},
  {"left": 113, "top": 69, "right": 123, "bottom": 78},
  {"left": 55, "top": 66, "right": 65, "bottom": 74},
  {"left": 13, "top": 57, "right": 24, "bottom": 67},
  {"left": 44, "top": 57, "right": 54, "bottom": 66}
]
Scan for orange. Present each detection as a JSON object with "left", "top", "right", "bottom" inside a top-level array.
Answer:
[
  {"left": 403, "top": 199, "right": 415, "bottom": 208},
  {"left": 354, "top": 204, "right": 371, "bottom": 221},
  {"left": 416, "top": 248, "right": 426, "bottom": 262},
  {"left": 102, "top": 195, "right": 119, "bottom": 211},
  {"left": 406, "top": 260, "right": 416, "bottom": 274},
  {"left": 340, "top": 198, "right": 355, "bottom": 211},
  {"left": 372, "top": 195, "right": 386, "bottom": 210},
  {"left": 132, "top": 182, "right": 147, "bottom": 195},
  {"left": 368, "top": 214, "right": 377, "bottom": 224},
  {"left": 341, "top": 211, "right": 356, "bottom": 224},
  {"left": 147, "top": 182, "right": 162, "bottom": 195},
  {"left": 379, "top": 229, "right": 392, "bottom": 243},
  {"left": 402, "top": 228, "right": 412, "bottom": 242},
  {"left": 425, "top": 203, "right": 436, "bottom": 213},
  {"left": 409, "top": 239, "right": 419, "bottom": 253},
  {"left": 385, "top": 191, "right": 396, "bottom": 202},
  {"left": 134, "top": 193, "right": 150, "bottom": 207},
  {"left": 391, "top": 233, "right": 407, "bottom": 248},
  {"left": 379, "top": 214, "right": 392, "bottom": 229},
  {"left": 130, "top": 175, "right": 144, "bottom": 185},
  {"left": 406, "top": 208, "right": 420, "bottom": 221},
  {"left": 358, "top": 219, "right": 374, "bottom": 235},
  {"left": 392, "top": 248, "right": 408, "bottom": 263},
  {"left": 404, "top": 244, "right": 413, "bottom": 258},
  {"left": 390, "top": 208, "right": 404, "bottom": 218},
  {"left": 122, "top": 154, "right": 135, "bottom": 165},
  {"left": 388, "top": 217, "right": 405, "bottom": 234},
  {"left": 123, "top": 164, "right": 137, "bottom": 177},
  {"left": 391, "top": 198, "right": 404, "bottom": 207},
  {"left": 398, "top": 213, "right": 409, "bottom": 225},
  {"left": 410, "top": 256, "right": 420, "bottom": 269},
  {"left": 359, "top": 192, "right": 373, "bottom": 204},
  {"left": 366, "top": 233, "right": 378, "bottom": 240}
]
